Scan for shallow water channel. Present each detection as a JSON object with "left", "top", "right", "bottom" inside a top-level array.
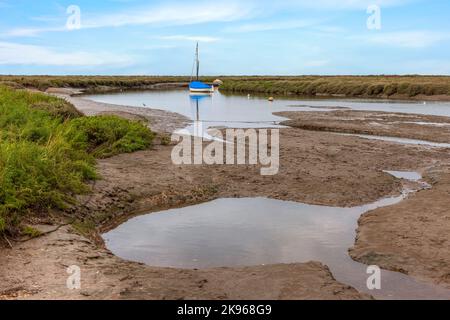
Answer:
[
  {"left": 339, "top": 133, "right": 450, "bottom": 149},
  {"left": 86, "top": 89, "right": 450, "bottom": 121},
  {"left": 85, "top": 89, "right": 450, "bottom": 141},
  {"left": 103, "top": 172, "right": 450, "bottom": 300}
]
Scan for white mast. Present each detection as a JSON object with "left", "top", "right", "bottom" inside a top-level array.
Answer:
[{"left": 195, "top": 42, "right": 199, "bottom": 81}]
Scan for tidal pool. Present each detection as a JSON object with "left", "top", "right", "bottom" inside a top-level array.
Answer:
[{"left": 103, "top": 172, "right": 450, "bottom": 300}]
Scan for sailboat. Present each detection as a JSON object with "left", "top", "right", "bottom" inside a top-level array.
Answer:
[{"left": 189, "top": 42, "right": 214, "bottom": 93}]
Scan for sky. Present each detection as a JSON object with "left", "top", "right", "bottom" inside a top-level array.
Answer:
[{"left": 0, "top": 0, "right": 449, "bottom": 75}]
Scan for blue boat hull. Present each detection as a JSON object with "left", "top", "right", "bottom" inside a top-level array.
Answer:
[{"left": 189, "top": 81, "right": 214, "bottom": 93}]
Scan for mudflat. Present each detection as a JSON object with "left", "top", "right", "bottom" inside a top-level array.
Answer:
[
  {"left": 277, "top": 110, "right": 450, "bottom": 143},
  {"left": 1, "top": 92, "right": 450, "bottom": 299},
  {"left": 0, "top": 225, "right": 369, "bottom": 299},
  {"left": 350, "top": 166, "right": 450, "bottom": 289}
]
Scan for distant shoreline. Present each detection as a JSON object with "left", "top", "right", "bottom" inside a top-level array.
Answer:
[{"left": 2, "top": 75, "right": 450, "bottom": 101}]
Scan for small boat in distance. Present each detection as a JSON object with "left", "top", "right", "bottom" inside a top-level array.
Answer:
[{"left": 189, "top": 42, "right": 214, "bottom": 93}]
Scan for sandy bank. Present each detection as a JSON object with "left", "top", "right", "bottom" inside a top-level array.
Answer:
[
  {"left": 277, "top": 110, "right": 450, "bottom": 144},
  {"left": 2, "top": 89, "right": 450, "bottom": 300},
  {"left": 0, "top": 224, "right": 369, "bottom": 300},
  {"left": 350, "top": 165, "right": 450, "bottom": 289}
]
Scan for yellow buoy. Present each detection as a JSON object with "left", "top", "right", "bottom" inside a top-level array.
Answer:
[{"left": 268, "top": 97, "right": 274, "bottom": 102}]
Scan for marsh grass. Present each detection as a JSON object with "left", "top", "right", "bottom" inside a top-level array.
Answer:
[
  {"left": 219, "top": 76, "right": 450, "bottom": 98},
  {"left": 0, "top": 86, "right": 154, "bottom": 235},
  {"left": 66, "top": 116, "right": 155, "bottom": 158},
  {"left": 0, "top": 75, "right": 195, "bottom": 91},
  {"left": 3, "top": 75, "right": 449, "bottom": 99}
]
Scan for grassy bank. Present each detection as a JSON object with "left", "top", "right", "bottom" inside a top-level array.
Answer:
[
  {"left": 0, "top": 75, "right": 196, "bottom": 92},
  {"left": 2, "top": 75, "right": 450, "bottom": 99},
  {"left": 0, "top": 86, "right": 154, "bottom": 236},
  {"left": 219, "top": 76, "right": 450, "bottom": 99},
  {"left": 2, "top": 74, "right": 450, "bottom": 101}
]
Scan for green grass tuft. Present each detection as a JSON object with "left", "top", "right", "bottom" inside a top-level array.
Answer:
[
  {"left": 22, "top": 225, "right": 42, "bottom": 238},
  {"left": 0, "top": 86, "right": 154, "bottom": 236},
  {"left": 66, "top": 115, "right": 155, "bottom": 158}
]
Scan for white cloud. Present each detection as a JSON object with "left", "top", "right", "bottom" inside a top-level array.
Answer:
[
  {"left": 399, "top": 59, "right": 450, "bottom": 74},
  {"left": 2, "top": 0, "right": 417, "bottom": 39},
  {"left": 313, "top": 25, "right": 347, "bottom": 33},
  {"left": 0, "top": 41, "right": 132, "bottom": 66},
  {"left": 2, "top": 27, "right": 65, "bottom": 37},
  {"left": 83, "top": 1, "right": 254, "bottom": 29},
  {"left": 303, "top": 59, "right": 330, "bottom": 67},
  {"left": 271, "top": 0, "right": 417, "bottom": 10},
  {"left": 3, "top": 1, "right": 254, "bottom": 38},
  {"left": 157, "top": 35, "right": 220, "bottom": 43},
  {"left": 358, "top": 31, "right": 449, "bottom": 48},
  {"left": 31, "top": 15, "right": 64, "bottom": 23},
  {"left": 225, "top": 19, "right": 318, "bottom": 33}
]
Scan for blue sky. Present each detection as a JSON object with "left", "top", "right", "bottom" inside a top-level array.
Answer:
[{"left": 0, "top": 0, "right": 449, "bottom": 75}]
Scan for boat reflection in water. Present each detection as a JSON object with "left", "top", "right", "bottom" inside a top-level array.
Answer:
[{"left": 189, "top": 93, "right": 212, "bottom": 137}]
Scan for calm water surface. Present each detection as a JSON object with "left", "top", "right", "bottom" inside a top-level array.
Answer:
[
  {"left": 85, "top": 89, "right": 450, "bottom": 133},
  {"left": 103, "top": 173, "right": 450, "bottom": 300},
  {"left": 339, "top": 133, "right": 450, "bottom": 149}
]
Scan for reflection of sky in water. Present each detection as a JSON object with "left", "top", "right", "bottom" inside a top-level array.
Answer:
[
  {"left": 85, "top": 89, "right": 450, "bottom": 138},
  {"left": 103, "top": 174, "right": 450, "bottom": 299},
  {"left": 102, "top": 197, "right": 398, "bottom": 270},
  {"left": 384, "top": 170, "right": 422, "bottom": 181},
  {"left": 338, "top": 133, "right": 450, "bottom": 149}
]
